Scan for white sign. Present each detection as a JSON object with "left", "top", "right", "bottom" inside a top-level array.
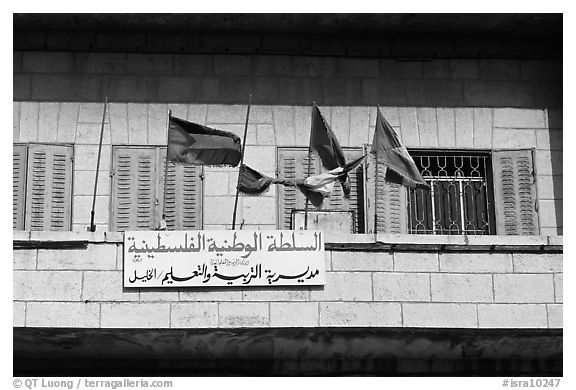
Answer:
[{"left": 123, "top": 230, "right": 326, "bottom": 287}]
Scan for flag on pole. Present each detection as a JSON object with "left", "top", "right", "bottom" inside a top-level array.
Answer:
[
  {"left": 167, "top": 116, "right": 242, "bottom": 166},
  {"left": 310, "top": 103, "right": 351, "bottom": 196},
  {"left": 237, "top": 155, "right": 366, "bottom": 206},
  {"left": 237, "top": 164, "right": 292, "bottom": 196},
  {"left": 297, "top": 154, "right": 366, "bottom": 206},
  {"left": 371, "top": 108, "right": 429, "bottom": 188}
]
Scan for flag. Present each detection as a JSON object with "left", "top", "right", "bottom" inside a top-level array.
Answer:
[
  {"left": 297, "top": 154, "right": 366, "bottom": 207},
  {"left": 371, "top": 108, "right": 429, "bottom": 188},
  {"left": 237, "top": 164, "right": 292, "bottom": 196},
  {"left": 167, "top": 116, "right": 242, "bottom": 166},
  {"left": 238, "top": 155, "right": 365, "bottom": 206},
  {"left": 310, "top": 104, "right": 351, "bottom": 196}
]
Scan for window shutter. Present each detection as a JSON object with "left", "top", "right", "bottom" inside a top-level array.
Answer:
[
  {"left": 25, "top": 144, "right": 73, "bottom": 231},
  {"left": 492, "top": 149, "right": 539, "bottom": 235},
  {"left": 159, "top": 148, "right": 203, "bottom": 230},
  {"left": 277, "top": 148, "right": 320, "bottom": 229},
  {"left": 111, "top": 146, "right": 159, "bottom": 231},
  {"left": 363, "top": 146, "right": 408, "bottom": 234},
  {"left": 13, "top": 144, "right": 27, "bottom": 230}
]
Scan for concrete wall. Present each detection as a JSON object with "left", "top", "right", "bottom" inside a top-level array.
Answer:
[
  {"left": 13, "top": 232, "right": 562, "bottom": 329},
  {"left": 13, "top": 102, "right": 563, "bottom": 235}
]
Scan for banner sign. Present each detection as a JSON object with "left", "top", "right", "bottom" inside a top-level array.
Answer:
[{"left": 123, "top": 230, "right": 326, "bottom": 287}]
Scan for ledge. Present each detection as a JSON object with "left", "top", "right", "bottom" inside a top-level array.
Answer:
[
  {"left": 13, "top": 231, "right": 123, "bottom": 249},
  {"left": 327, "top": 234, "right": 562, "bottom": 253},
  {"left": 13, "top": 231, "right": 563, "bottom": 253}
]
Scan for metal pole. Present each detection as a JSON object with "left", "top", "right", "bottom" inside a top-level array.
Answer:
[
  {"left": 374, "top": 107, "right": 379, "bottom": 235},
  {"left": 304, "top": 103, "right": 315, "bottom": 230},
  {"left": 89, "top": 97, "right": 108, "bottom": 232},
  {"left": 374, "top": 156, "right": 378, "bottom": 235},
  {"left": 232, "top": 94, "right": 252, "bottom": 230},
  {"left": 161, "top": 109, "right": 172, "bottom": 230}
]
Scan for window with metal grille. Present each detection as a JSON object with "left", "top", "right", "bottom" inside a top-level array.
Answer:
[
  {"left": 111, "top": 146, "right": 203, "bottom": 231},
  {"left": 13, "top": 143, "right": 74, "bottom": 231},
  {"left": 407, "top": 150, "right": 496, "bottom": 235}
]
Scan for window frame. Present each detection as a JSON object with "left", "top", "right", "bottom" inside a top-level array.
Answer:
[
  {"left": 405, "top": 149, "right": 497, "bottom": 235},
  {"left": 363, "top": 145, "right": 537, "bottom": 236},
  {"left": 110, "top": 144, "right": 204, "bottom": 232},
  {"left": 13, "top": 142, "right": 75, "bottom": 231}
]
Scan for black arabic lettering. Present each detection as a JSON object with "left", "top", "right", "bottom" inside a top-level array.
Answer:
[
  {"left": 161, "top": 267, "right": 173, "bottom": 285},
  {"left": 241, "top": 264, "right": 262, "bottom": 285},
  {"left": 266, "top": 266, "right": 312, "bottom": 284},
  {"left": 128, "top": 269, "right": 139, "bottom": 284},
  {"left": 129, "top": 268, "right": 157, "bottom": 284}
]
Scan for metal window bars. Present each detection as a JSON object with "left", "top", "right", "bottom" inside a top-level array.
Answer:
[{"left": 407, "top": 153, "right": 493, "bottom": 235}]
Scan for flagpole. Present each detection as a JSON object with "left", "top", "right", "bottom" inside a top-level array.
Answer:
[
  {"left": 89, "top": 96, "right": 108, "bottom": 232},
  {"left": 304, "top": 103, "right": 315, "bottom": 230},
  {"left": 374, "top": 154, "right": 379, "bottom": 235},
  {"left": 161, "top": 109, "right": 172, "bottom": 230},
  {"left": 232, "top": 94, "right": 252, "bottom": 230}
]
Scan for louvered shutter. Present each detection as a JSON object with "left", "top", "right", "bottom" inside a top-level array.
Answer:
[
  {"left": 25, "top": 144, "right": 73, "bottom": 231},
  {"left": 13, "top": 144, "right": 27, "bottom": 230},
  {"left": 492, "top": 149, "right": 539, "bottom": 235},
  {"left": 363, "top": 145, "right": 408, "bottom": 234},
  {"left": 159, "top": 148, "right": 203, "bottom": 230},
  {"left": 324, "top": 149, "right": 365, "bottom": 233},
  {"left": 111, "top": 147, "right": 159, "bottom": 231},
  {"left": 277, "top": 149, "right": 320, "bottom": 229}
]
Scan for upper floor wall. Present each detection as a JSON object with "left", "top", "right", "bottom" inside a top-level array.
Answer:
[
  {"left": 14, "top": 15, "right": 562, "bottom": 108},
  {"left": 12, "top": 102, "right": 563, "bottom": 235},
  {"left": 12, "top": 16, "right": 563, "bottom": 235},
  {"left": 13, "top": 51, "right": 562, "bottom": 108}
]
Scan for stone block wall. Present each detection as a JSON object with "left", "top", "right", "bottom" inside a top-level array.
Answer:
[
  {"left": 13, "top": 51, "right": 562, "bottom": 108},
  {"left": 13, "top": 102, "right": 563, "bottom": 235},
  {"left": 13, "top": 232, "right": 562, "bottom": 329}
]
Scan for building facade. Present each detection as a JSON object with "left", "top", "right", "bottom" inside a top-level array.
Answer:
[{"left": 13, "top": 14, "right": 562, "bottom": 376}]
